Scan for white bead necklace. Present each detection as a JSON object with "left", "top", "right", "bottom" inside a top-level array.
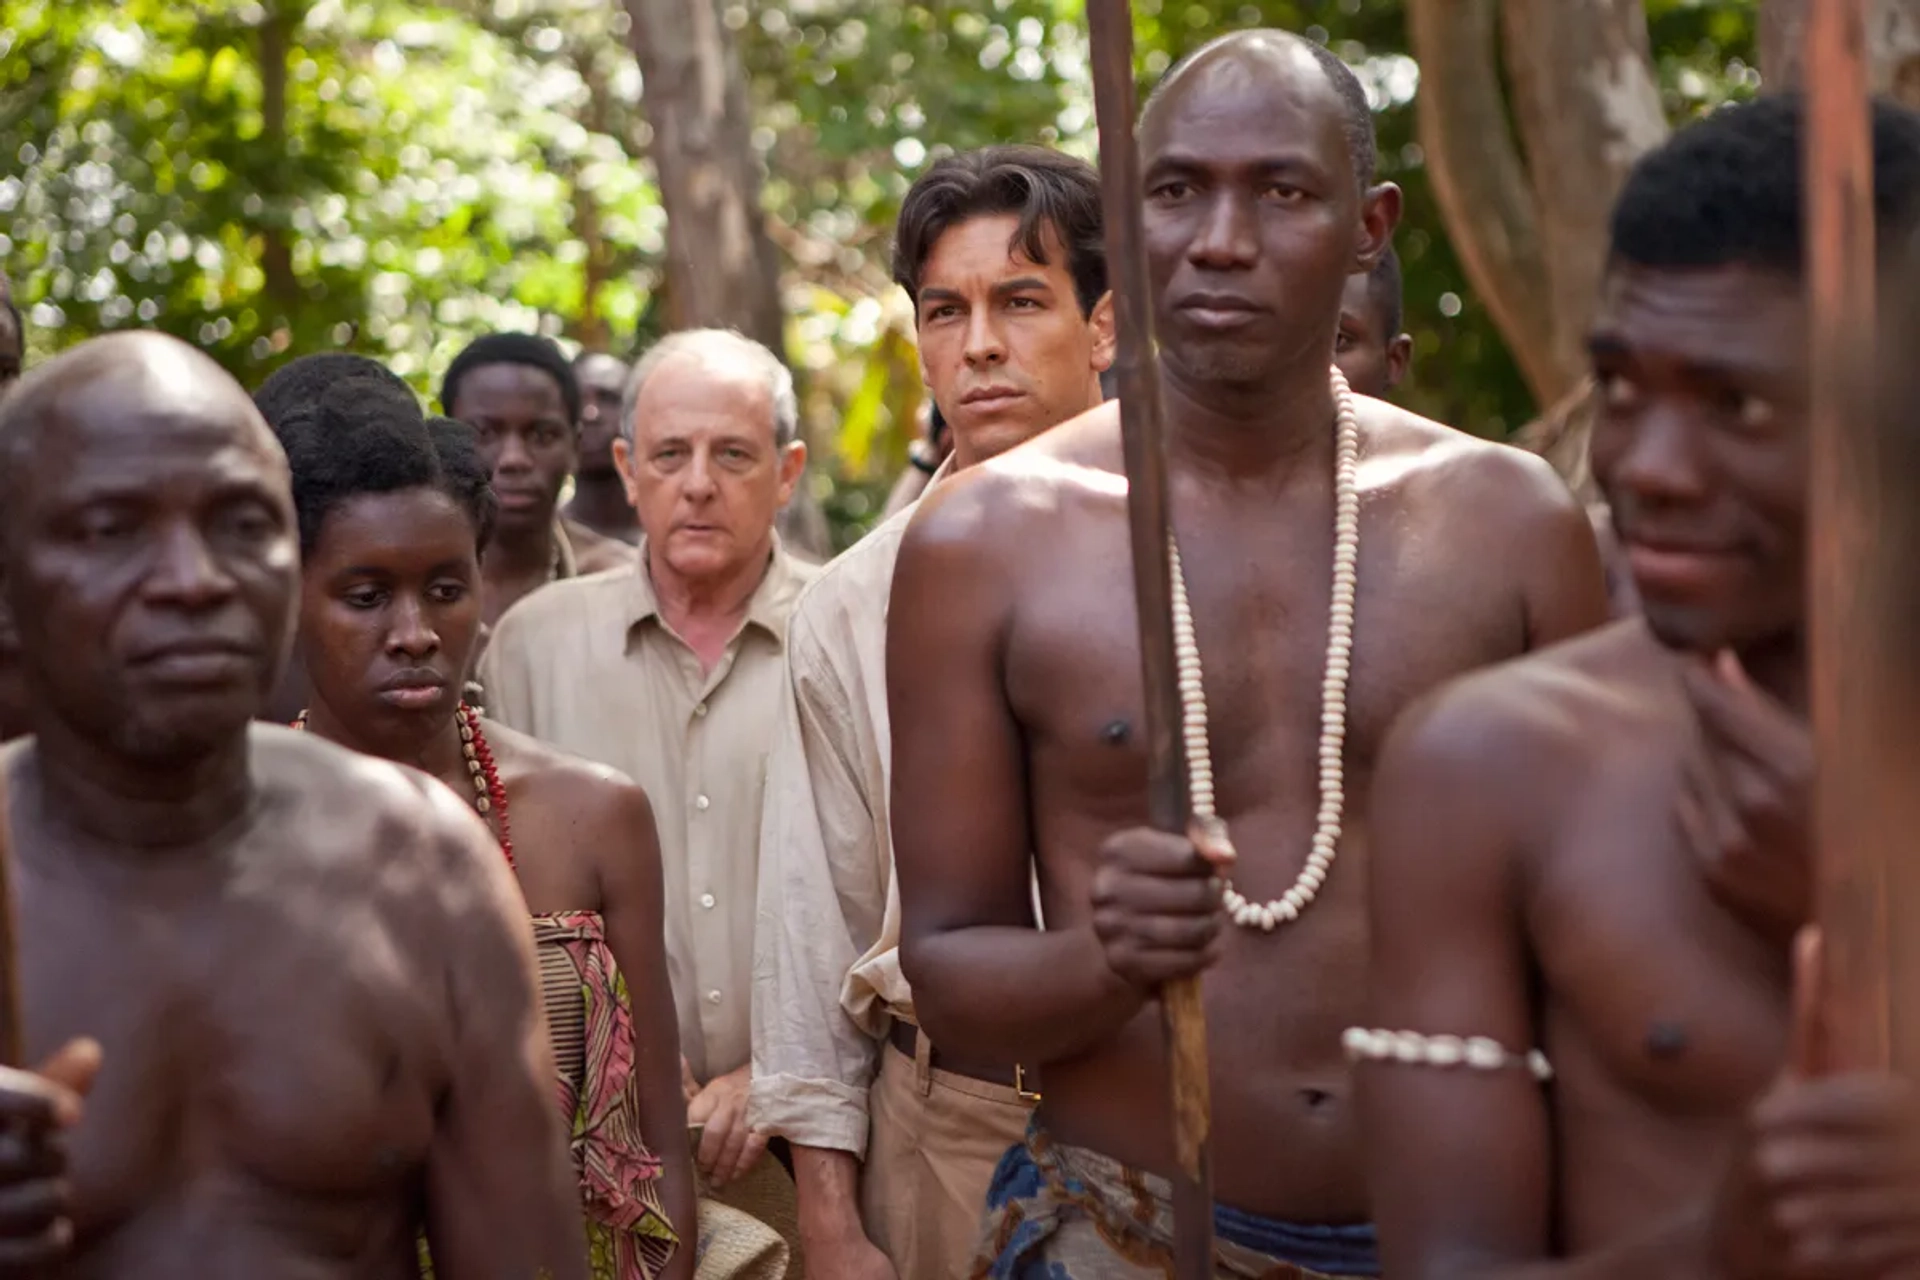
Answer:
[{"left": 1170, "top": 365, "right": 1360, "bottom": 932}]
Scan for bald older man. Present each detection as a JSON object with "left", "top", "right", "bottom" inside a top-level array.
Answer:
[
  {"left": 889, "top": 33, "right": 1605, "bottom": 1278},
  {"left": 482, "top": 328, "right": 818, "bottom": 1245},
  {"left": 0, "top": 333, "right": 586, "bottom": 1279}
]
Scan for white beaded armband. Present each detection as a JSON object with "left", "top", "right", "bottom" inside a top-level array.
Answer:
[{"left": 1342, "top": 1027, "right": 1553, "bottom": 1083}]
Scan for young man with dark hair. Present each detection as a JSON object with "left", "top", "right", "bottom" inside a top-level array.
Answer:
[
  {"left": 1336, "top": 245, "right": 1411, "bottom": 400},
  {"left": 889, "top": 31, "right": 1605, "bottom": 1280},
  {"left": 1360, "top": 94, "right": 1920, "bottom": 1278},
  {"left": 752, "top": 144, "right": 1114, "bottom": 1280},
  {"left": 441, "top": 332, "right": 631, "bottom": 625},
  {"left": 566, "top": 351, "right": 642, "bottom": 545}
]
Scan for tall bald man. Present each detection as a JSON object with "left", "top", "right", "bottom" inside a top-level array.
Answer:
[
  {"left": 888, "top": 32, "right": 1607, "bottom": 1277},
  {"left": 0, "top": 333, "right": 586, "bottom": 1279}
]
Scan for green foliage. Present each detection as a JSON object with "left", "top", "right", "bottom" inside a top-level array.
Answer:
[
  {"left": 2, "top": 0, "right": 665, "bottom": 390},
  {"left": 1, "top": 0, "right": 1760, "bottom": 551}
]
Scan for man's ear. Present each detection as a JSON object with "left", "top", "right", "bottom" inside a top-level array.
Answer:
[
  {"left": 1356, "top": 183, "right": 1403, "bottom": 275},
  {"left": 611, "top": 437, "right": 642, "bottom": 511},
  {"left": 1385, "top": 333, "right": 1414, "bottom": 394},
  {"left": 1089, "top": 290, "right": 1117, "bottom": 374},
  {"left": 775, "top": 440, "right": 808, "bottom": 507}
]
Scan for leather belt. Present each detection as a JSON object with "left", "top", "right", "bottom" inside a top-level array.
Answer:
[{"left": 888, "top": 1018, "right": 1040, "bottom": 1101}]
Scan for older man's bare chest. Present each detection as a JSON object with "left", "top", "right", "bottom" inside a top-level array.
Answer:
[
  {"left": 1006, "top": 475, "right": 1530, "bottom": 854},
  {"left": 13, "top": 813, "right": 449, "bottom": 1263}
]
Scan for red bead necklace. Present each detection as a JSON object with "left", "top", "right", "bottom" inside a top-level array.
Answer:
[{"left": 293, "top": 702, "right": 514, "bottom": 868}]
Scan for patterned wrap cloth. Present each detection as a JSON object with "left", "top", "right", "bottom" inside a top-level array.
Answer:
[
  {"left": 421, "top": 911, "right": 680, "bottom": 1280},
  {"left": 973, "top": 1125, "right": 1379, "bottom": 1280},
  {"left": 536, "top": 911, "right": 681, "bottom": 1280}
]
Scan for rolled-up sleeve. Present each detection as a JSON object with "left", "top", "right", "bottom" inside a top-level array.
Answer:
[{"left": 749, "top": 611, "right": 890, "bottom": 1154}]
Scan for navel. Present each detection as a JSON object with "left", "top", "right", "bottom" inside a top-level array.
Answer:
[{"left": 1100, "top": 719, "right": 1131, "bottom": 747}]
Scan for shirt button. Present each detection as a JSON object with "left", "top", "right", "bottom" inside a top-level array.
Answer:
[
  {"left": 695, "top": 794, "right": 711, "bottom": 811},
  {"left": 694, "top": 702, "right": 709, "bottom": 717},
  {"left": 707, "top": 990, "right": 723, "bottom": 1005},
  {"left": 700, "top": 893, "right": 716, "bottom": 910}
]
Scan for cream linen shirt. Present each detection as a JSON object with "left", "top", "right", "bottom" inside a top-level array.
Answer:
[
  {"left": 479, "top": 540, "right": 817, "bottom": 1083},
  {"left": 748, "top": 480, "right": 947, "bottom": 1155}
]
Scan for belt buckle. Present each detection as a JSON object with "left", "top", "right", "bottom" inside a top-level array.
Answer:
[{"left": 1014, "top": 1063, "right": 1042, "bottom": 1103}]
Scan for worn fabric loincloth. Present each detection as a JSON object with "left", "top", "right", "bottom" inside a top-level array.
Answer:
[{"left": 972, "top": 1125, "right": 1379, "bottom": 1280}]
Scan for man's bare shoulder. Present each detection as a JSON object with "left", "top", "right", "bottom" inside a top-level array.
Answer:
[
  {"left": 903, "top": 400, "right": 1124, "bottom": 557},
  {"left": 250, "top": 725, "right": 507, "bottom": 890},
  {"left": 1385, "top": 619, "right": 1679, "bottom": 791},
  {"left": 1360, "top": 398, "right": 1580, "bottom": 525}
]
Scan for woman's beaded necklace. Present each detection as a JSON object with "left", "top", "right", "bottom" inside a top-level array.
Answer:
[
  {"left": 293, "top": 702, "right": 514, "bottom": 868},
  {"left": 1172, "top": 365, "right": 1359, "bottom": 932}
]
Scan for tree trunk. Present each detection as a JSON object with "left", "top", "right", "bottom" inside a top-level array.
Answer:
[
  {"left": 1405, "top": 0, "right": 1559, "bottom": 405},
  {"left": 1407, "top": 0, "right": 1666, "bottom": 410},
  {"left": 1509, "top": 0, "right": 1920, "bottom": 494},
  {"left": 622, "top": 0, "right": 784, "bottom": 352},
  {"left": 1501, "top": 0, "right": 1667, "bottom": 403},
  {"left": 1762, "top": 0, "right": 1920, "bottom": 107},
  {"left": 623, "top": 0, "right": 832, "bottom": 560}
]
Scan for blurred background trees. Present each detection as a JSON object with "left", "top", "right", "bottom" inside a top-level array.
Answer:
[{"left": 0, "top": 0, "right": 1793, "bottom": 548}]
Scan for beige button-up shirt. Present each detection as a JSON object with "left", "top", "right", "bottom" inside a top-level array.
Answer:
[
  {"left": 747, "top": 499, "right": 928, "bottom": 1154},
  {"left": 479, "top": 539, "right": 817, "bottom": 1083}
]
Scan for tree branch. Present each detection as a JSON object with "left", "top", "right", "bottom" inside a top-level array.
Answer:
[{"left": 1405, "top": 0, "right": 1560, "bottom": 405}]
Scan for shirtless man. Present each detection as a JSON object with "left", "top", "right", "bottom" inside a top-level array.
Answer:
[
  {"left": 0, "top": 332, "right": 586, "bottom": 1279},
  {"left": 888, "top": 31, "right": 1606, "bottom": 1277},
  {"left": 1357, "top": 96, "right": 1920, "bottom": 1280}
]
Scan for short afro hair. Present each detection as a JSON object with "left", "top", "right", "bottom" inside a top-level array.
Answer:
[
  {"left": 892, "top": 146, "right": 1108, "bottom": 317},
  {"left": 271, "top": 374, "right": 497, "bottom": 558},
  {"left": 1611, "top": 92, "right": 1920, "bottom": 275},
  {"left": 253, "top": 353, "right": 417, "bottom": 431},
  {"left": 1144, "top": 31, "right": 1377, "bottom": 192},
  {"left": 440, "top": 332, "right": 581, "bottom": 426}
]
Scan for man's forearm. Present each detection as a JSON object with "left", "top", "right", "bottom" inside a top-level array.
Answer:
[
  {"left": 793, "top": 1146, "right": 870, "bottom": 1250},
  {"left": 906, "top": 924, "right": 1144, "bottom": 1066},
  {"left": 1427, "top": 1212, "right": 1709, "bottom": 1280}
]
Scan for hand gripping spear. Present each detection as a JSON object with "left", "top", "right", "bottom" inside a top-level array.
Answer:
[{"left": 1085, "top": 1, "right": 1216, "bottom": 1274}]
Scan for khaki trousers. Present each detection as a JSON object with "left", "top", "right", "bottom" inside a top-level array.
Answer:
[{"left": 861, "top": 1039, "right": 1035, "bottom": 1280}]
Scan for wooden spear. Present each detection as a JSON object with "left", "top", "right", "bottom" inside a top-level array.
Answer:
[
  {"left": 0, "top": 763, "right": 20, "bottom": 1068},
  {"left": 1084, "top": 1, "right": 1215, "bottom": 1273},
  {"left": 1802, "top": 0, "right": 1920, "bottom": 1074}
]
